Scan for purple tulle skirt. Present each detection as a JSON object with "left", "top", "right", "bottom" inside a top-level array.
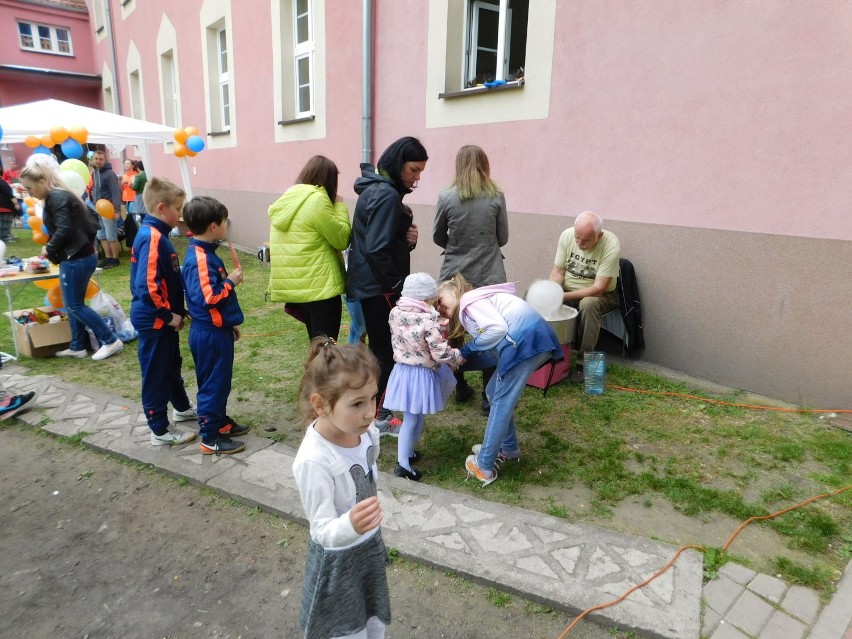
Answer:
[{"left": 383, "top": 363, "right": 456, "bottom": 414}]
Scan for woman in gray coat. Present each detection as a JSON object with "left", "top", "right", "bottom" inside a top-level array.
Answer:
[{"left": 432, "top": 145, "right": 507, "bottom": 411}]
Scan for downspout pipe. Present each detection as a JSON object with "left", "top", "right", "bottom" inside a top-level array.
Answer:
[
  {"left": 103, "top": 0, "right": 121, "bottom": 115},
  {"left": 361, "top": 0, "right": 373, "bottom": 165}
]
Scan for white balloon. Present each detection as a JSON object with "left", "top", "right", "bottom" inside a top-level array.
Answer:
[
  {"left": 59, "top": 170, "right": 86, "bottom": 196},
  {"left": 526, "top": 280, "right": 565, "bottom": 319}
]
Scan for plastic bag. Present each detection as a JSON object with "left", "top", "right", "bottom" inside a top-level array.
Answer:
[{"left": 89, "top": 291, "right": 138, "bottom": 342}]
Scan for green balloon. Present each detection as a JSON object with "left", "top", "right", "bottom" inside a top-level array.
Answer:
[{"left": 59, "top": 158, "right": 90, "bottom": 184}]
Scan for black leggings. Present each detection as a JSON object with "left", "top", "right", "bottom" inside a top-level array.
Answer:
[
  {"left": 288, "top": 296, "right": 343, "bottom": 342},
  {"left": 360, "top": 293, "right": 399, "bottom": 412}
]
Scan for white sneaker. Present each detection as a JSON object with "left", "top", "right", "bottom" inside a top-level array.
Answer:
[
  {"left": 172, "top": 405, "right": 197, "bottom": 422},
  {"left": 91, "top": 340, "right": 124, "bottom": 361},
  {"left": 151, "top": 429, "right": 197, "bottom": 446},
  {"left": 56, "top": 348, "right": 88, "bottom": 359}
]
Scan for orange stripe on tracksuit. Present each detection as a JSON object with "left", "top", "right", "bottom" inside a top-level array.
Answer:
[
  {"left": 194, "top": 246, "right": 232, "bottom": 328},
  {"left": 146, "top": 228, "right": 169, "bottom": 330}
]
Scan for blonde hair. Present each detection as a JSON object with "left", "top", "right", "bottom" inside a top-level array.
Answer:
[
  {"left": 20, "top": 162, "right": 85, "bottom": 208},
  {"left": 143, "top": 176, "right": 185, "bottom": 214},
  {"left": 298, "top": 337, "right": 380, "bottom": 424},
  {"left": 452, "top": 145, "right": 501, "bottom": 201},
  {"left": 437, "top": 273, "right": 474, "bottom": 340}
]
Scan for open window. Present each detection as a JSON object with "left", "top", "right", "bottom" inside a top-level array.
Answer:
[{"left": 465, "top": 0, "right": 528, "bottom": 87}]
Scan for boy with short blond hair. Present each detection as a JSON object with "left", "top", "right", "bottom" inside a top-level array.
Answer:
[
  {"left": 181, "top": 196, "right": 248, "bottom": 455},
  {"left": 130, "top": 177, "right": 197, "bottom": 446}
]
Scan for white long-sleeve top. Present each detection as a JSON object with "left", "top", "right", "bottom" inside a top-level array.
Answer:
[{"left": 292, "top": 422, "right": 381, "bottom": 549}]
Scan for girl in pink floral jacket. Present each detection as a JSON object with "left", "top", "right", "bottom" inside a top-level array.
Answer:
[{"left": 383, "top": 273, "right": 463, "bottom": 481}]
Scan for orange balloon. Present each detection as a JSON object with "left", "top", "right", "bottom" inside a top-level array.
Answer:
[
  {"left": 39, "top": 135, "right": 54, "bottom": 148},
  {"left": 184, "top": 126, "right": 200, "bottom": 137},
  {"left": 47, "top": 286, "right": 64, "bottom": 309},
  {"left": 50, "top": 126, "right": 69, "bottom": 144},
  {"left": 186, "top": 149, "right": 197, "bottom": 157},
  {"left": 95, "top": 199, "right": 115, "bottom": 219},
  {"left": 24, "top": 197, "right": 37, "bottom": 208},
  {"left": 33, "top": 277, "right": 60, "bottom": 291},
  {"left": 28, "top": 217, "right": 43, "bottom": 231},
  {"left": 69, "top": 125, "right": 89, "bottom": 144},
  {"left": 25, "top": 135, "right": 41, "bottom": 149},
  {"left": 173, "top": 128, "right": 188, "bottom": 144},
  {"left": 85, "top": 279, "right": 100, "bottom": 300},
  {"left": 173, "top": 143, "right": 188, "bottom": 158},
  {"left": 32, "top": 230, "right": 49, "bottom": 245}
]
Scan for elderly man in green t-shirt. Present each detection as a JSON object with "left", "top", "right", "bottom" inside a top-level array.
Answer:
[{"left": 548, "top": 211, "right": 621, "bottom": 382}]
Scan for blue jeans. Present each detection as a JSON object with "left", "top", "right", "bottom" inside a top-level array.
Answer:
[
  {"left": 60, "top": 254, "right": 117, "bottom": 351},
  {"left": 344, "top": 294, "right": 366, "bottom": 344},
  {"left": 465, "top": 350, "right": 551, "bottom": 474}
]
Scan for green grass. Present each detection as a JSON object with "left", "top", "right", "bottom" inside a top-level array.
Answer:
[{"left": 4, "top": 226, "right": 851, "bottom": 593}]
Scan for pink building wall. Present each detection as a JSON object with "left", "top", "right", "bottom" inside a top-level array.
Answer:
[
  {"left": 82, "top": 1, "right": 851, "bottom": 408},
  {"left": 0, "top": 0, "right": 98, "bottom": 77}
]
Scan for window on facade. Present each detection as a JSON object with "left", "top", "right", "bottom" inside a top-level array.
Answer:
[
  {"left": 161, "top": 50, "right": 179, "bottom": 127},
  {"left": 18, "top": 21, "right": 74, "bottom": 55},
  {"left": 293, "top": 0, "right": 313, "bottom": 116},
  {"left": 217, "top": 28, "right": 230, "bottom": 129},
  {"left": 465, "top": 0, "right": 527, "bottom": 88},
  {"left": 93, "top": 0, "right": 106, "bottom": 33}
]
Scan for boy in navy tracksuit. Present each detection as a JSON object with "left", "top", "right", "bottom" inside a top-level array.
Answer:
[
  {"left": 130, "top": 177, "right": 197, "bottom": 446},
  {"left": 181, "top": 196, "right": 249, "bottom": 455}
]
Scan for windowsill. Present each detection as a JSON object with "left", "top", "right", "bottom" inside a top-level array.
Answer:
[
  {"left": 208, "top": 130, "right": 230, "bottom": 137},
  {"left": 278, "top": 115, "right": 315, "bottom": 126},
  {"left": 438, "top": 79, "right": 525, "bottom": 100},
  {"left": 18, "top": 48, "right": 74, "bottom": 57}
]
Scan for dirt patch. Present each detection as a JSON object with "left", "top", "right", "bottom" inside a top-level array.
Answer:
[
  {"left": 522, "top": 486, "right": 817, "bottom": 574},
  {"left": 0, "top": 427, "right": 617, "bottom": 639}
]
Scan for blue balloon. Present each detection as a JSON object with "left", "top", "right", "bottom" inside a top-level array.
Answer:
[
  {"left": 0, "top": 123, "right": 3, "bottom": 141},
  {"left": 21, "top": 217, "right": 30, "bottom": 230},
  {"left": 60, "top": 138, "right": 84, "bottom": 159},
  {"left": 186, "top": 135, "right": 205, "bottom": 153},
  {"left": 34, "top": 145, "right": 51, "bottom": 155}
]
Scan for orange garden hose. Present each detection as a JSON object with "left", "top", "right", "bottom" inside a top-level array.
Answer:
[{"left": 558, "top": 485, "right": 851, "bottom": 637}]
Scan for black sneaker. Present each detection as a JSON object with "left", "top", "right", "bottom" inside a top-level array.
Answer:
[
  {"left": 410, "top": 450, "right": 422, "bottom": 463},
  {"left": 102, "top": 258, "right": 120, "bottom": 270},
  {"left": 97, "top": 258, "right": 109, "bottom": 268},
  {"left": 394, "top": 464, "right": 422, "bottom": 481},
  {"left": 0, "top": 391, "right": 37, "bottom": 420},
  {"left": 219, "top": 420, "right": 250, "bottom": 437},
  {"left": 200, "top": 437, "right": 245, "bottom": 455}
]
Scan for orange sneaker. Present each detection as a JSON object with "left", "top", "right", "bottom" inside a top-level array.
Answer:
[{"left": 465, "top": 455, "right": 497, "bottom": 487}]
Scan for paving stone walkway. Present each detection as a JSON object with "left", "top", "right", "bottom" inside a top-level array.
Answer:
[{"left": 5, "top": 365, "right": 851, "bottom": 639}]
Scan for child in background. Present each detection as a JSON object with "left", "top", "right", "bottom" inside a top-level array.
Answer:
[
  {"left": 383, "top": 273, "right": 462, "bottom": 481},
  {"left": 130, "top": 177, "right": 197, "bottom": 446},
  {"left": 181, "top": 196, "right": 249, "bottom": 455},
  {"left": 437, "top": 274, "right": 562, "bottom": 487},
  {"left": 293, "top": 337, "right": 391, "bottom": 639}
]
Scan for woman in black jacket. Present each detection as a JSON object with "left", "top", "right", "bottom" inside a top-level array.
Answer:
[
  {"left": 20, "top": 163, "right": 124, "bottom": 362},
  {"left": 346, "top": 136, "right": 428, "bottom": 432}
]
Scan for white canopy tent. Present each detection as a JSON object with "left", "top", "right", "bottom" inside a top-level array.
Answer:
[{"left": 0, "top": 99, "right": 192, "bottom": 196}]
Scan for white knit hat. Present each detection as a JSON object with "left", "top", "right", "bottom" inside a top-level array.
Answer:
[{"left": 401, "top": 272, "right": 438, "bottom": 300}]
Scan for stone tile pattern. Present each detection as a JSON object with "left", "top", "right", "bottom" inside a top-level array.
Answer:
[{"left": 703, "top": 562, "right": 821, "bottom": 639}]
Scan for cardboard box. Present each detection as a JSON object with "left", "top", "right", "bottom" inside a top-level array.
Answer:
[
  {"left": 6, "top": 307, "right": 72, "bottom": 358},
  {"left": 527, "top": 344, "right": 571, "bottom": 389}
]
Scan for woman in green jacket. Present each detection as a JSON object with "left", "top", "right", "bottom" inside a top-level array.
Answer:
[{"left": 268, "top": 155, "right": 351, "bottom": 341}]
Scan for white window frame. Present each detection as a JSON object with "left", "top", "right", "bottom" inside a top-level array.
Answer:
[
  {"left": 216, "top": 27, "right": 231, "bottom": 129},
  {"left": 293, "top": 0, "right": 314, "bottom": 117},
  {"left": 18, "top": 21, "right": 74, "bottom": 56},
  {"left": 466, "top": 1, "right": 511, "bottom": 86},
  {"left": 161, "top": 50, "right": 179, "bottom": 128}
]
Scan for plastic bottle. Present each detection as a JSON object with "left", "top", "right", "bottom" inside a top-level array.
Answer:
[{"left": 583, "top": 351, "right": 606, "bottom": 395}]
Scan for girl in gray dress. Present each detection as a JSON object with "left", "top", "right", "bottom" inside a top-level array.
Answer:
[{"left": 293, "top": 338, "right": 391, "bottom": 639}]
